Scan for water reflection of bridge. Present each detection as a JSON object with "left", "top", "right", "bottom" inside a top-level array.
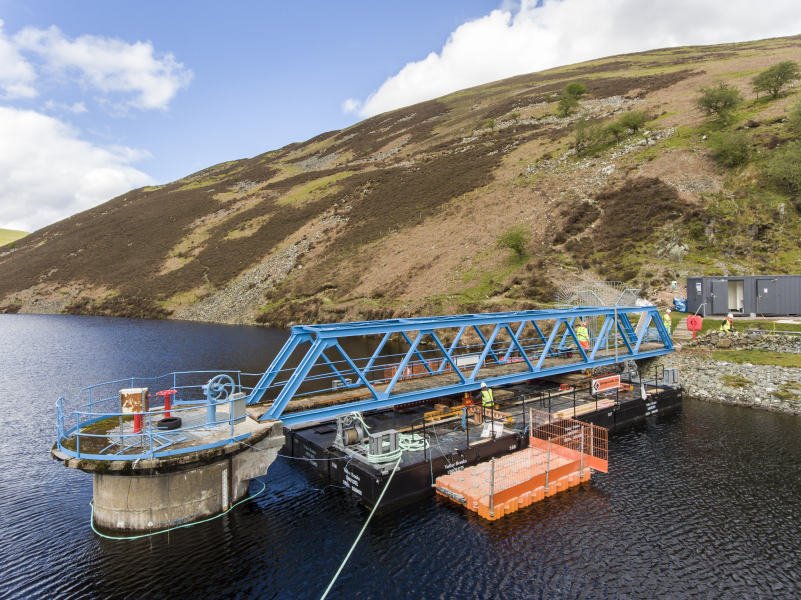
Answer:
[{"left": 246, "top": 306, "right": 673, "bottom": 426}]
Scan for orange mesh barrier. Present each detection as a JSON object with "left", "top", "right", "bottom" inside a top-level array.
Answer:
[{"left": 529, "top": 408, "right": 608, "bottom": 473}]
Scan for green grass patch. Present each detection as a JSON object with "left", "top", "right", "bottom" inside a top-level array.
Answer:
[
  {"left": 720, "top": 374, "right": 753, "bottom": 388},
  {"left": 712, "top": 349, "right": 801, "bottom": 368},
  {"left": 60, "top": 415, "right": 134, "bottom": 453},
  {"left": 279, "top": 171, "right": 354, "bottom": 205},
  {"left": 700, "top": 319, "right": 801, "bottom": 334},
  {"left": 0, "top": 228, "right": 28, "bottom": 246}
]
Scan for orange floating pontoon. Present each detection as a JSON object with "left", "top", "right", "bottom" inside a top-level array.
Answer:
[{"left": 436, "top": 409, "right": 608, "bottom": 521}]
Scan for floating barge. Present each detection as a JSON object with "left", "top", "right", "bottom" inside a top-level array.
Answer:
[
  {"left": 282, "top": 370, "right": 682, "bottom": 510},
  {"left": 53, "top": 306, "right": 679, "bottom": 530}
]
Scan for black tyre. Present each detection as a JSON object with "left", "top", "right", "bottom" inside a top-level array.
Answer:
[{"left": 157, "top": 417, "right": 182, "bottom": 430}]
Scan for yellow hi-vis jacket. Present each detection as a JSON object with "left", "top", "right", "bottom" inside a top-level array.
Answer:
[
  {"left": 481, "top": 388, "right": 494, "bottom": 407},
  {"left": 662, "top": 313, "right": 672, "bottom": 333},
  {"left": 576, "top": 324, "right": 589, "bottom": 342},
  {"left": 720, "top": 318, "right": 733, "bottom": 332}
]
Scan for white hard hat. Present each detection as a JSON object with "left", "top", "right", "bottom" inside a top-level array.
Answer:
[
  {"left": 666, "top": 309, "right": 671, "bottom": 313},
  {"left": 481, "top": 382, "right": 487, "bottom": 389},
  {"left": 727, "top": 313, "right": 733, "bottom": 318}
]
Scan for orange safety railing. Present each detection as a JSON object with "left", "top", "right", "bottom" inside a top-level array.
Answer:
[{"left": 529, "top": 408, "right": 608, "bottom": 473}]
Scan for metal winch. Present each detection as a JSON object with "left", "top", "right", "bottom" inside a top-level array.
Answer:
[{"left": 334, "top": 413, "right": 368, "bottom": 450}]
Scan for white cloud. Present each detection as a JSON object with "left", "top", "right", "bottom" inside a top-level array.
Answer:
[
  {"left": 349, "top": 0, "right": 801, "bottom": 117},
  {"left": 0, "top": 20, "right": 37, "bottom": 99},
  {"left": 341, "top": 98, "right": 363, "bottom": 115},
  {"left": 44, "top": 100, "right": 88, "bottom": 114},
  {"left": 14, "top": 25, "right": 193, "bottom": 110},
  {"left": 0, "top": 106, "right": 152, "bottom": 232}
]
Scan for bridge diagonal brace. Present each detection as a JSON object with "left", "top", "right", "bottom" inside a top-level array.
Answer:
[
  {"left": 318, "top": 349, "right": 357, "bottom": 389},
  {"left": 332, "top": 342, "right": 380, "bottom": 400},
  {"left": 558, "top": 316, "right": 577, "bottom": 352},
  {"left": 564, "top": 319, "right": 590, "bottom": 363},
  {"left": 502, "top": 323, "right": 535, "bottom": 372},
  {"left": 401, "top": 331, "right": 435, "bottom": 375},
  {"left": 531, "top": 320, "right": 558, "bottom": 357},
  {"left": 362, "top": 332, "right": 391, "bottom": 382},
  {"left": 247, "top": 332, "right": 312, "bottom": 405},
  {"left": 615, "top": 316, "right": 635, "bottom": 356},
  {"left": 262, "top": 337, "right": 332, "bottom": 420},
  {"left": 472, "top": 325, "right": 501, "bottom": 365},
  {"left": 383, "top": 331, "right": 424, "bottom": 399},
  {"left": 536, "top": 319, "right": 563, "bottom": 370},
  {"left": 428, "top": 330, "right": 466, "bottom": 384},
  {"left": 634, "top": 311, "right": 655, "bottom": 353},
  {"left": 589, "top": 315, "right": 614, "bottom": 361},
  {"left": 502, "top": 321, "right": 527, "bottom": 363},
  {"left": 436, "top": 325, "right": 466, "bottom": 374},
  {"left": 469, "top": 324, "right": 502, "bottom": 382},
  {"left": 651, "top": 310, "right": 674, "bottom": 351},
  {"left": 619, "top": 313, "right": 638, "bottom": 345}
]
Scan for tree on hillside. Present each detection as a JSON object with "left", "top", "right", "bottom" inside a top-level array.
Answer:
[
  {"left": 618, "top": 110, "right": 648, "bottom": 134},
  {"left": 709, "top": 132, "right": 750, "bottom": 168},
  {"left": 497, "top": 225, "right": 531, "bottom": 260},
  {"left": 564, "top": 82, "right": 588, "bottom": 98},
  {"left": 752, "top": 61, "right": 800, "bottom": 99},
  {"left": 766, "top": 140, "right": 801, "bottom": 197},
  {"left": 605, "top": 121, "right": 626, "bottom": 143},
  {"left": 557, "top": 93, "right": 579, "bottom": 117},
  {"left": 573, "top": 120, "right": 605, "bottom": 155},
  {"left": 573, "top": 120, "right": 591, "bottom": 154},
  {"left": 694, "top": 81, "right": 743, "bottom": 120}
]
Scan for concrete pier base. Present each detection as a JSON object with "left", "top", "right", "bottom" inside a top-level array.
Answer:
[{"left": 55, "top": 419, "right": 284, "bottom": 532}]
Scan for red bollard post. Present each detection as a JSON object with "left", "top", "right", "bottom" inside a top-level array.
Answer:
[
  {"left": 133, "top": 413, "right": 143, "bottom": 434},
  {"left": 156, "top": 389, "right": 177, "bottom": 419}
]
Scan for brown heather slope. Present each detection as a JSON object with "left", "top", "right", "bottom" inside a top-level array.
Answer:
[{"left": 2, "top": 35, "right": 801, "bottom": 322}]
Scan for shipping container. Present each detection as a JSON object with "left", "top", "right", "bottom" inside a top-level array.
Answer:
[{"left": 686, "top": 275, "right": 801, "bottom": 316}]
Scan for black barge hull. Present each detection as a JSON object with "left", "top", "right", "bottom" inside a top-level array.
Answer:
[{"left": 282, "top": 385, "right": 682, "bottom": 509}]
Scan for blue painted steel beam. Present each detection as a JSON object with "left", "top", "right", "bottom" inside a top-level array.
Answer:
[
  {"left": 246, "top": 333, "right": 312, "bottom": 405},
  {"left": 251, "top": 306, "right": 673, "bottom": 423},
  {"left": 285, "top": 307, "right": 657, "bottom": 338},
  {"left": 279, "top": 347, "right": 672, "bottom": 427}
]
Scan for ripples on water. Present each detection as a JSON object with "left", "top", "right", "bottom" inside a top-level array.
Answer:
[{"left": 1, "top": 315, "right": 800, "bottom": 599}]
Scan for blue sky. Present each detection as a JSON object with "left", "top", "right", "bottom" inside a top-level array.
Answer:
[
  {"left": 0, "top": 1, "right": 498, "bottom": 223},
  {"left": 2, "top": 0, "right": 800, "bottom": 232}
]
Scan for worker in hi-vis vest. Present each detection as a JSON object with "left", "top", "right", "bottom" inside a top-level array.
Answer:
[
  {"left": 720, "top": 313, "right": 734, "bottom": 333},
  {"left": 662, "top": 309, "right": 672, "bottom": 336},
  {"left": 480, "top": 382, "right": 494, "bottom": 408},
  {"left": 576, "top": 320, "right": 590, "bottom": 350}
]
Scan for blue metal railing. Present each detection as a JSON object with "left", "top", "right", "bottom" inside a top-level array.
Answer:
[{"left": 54, "top": 370, "right": 264, "bottom": 461}]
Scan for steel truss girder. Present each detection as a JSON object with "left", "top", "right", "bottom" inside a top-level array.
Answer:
[{"left": 249, "top": 306, "right": 673, "bottom": 423}]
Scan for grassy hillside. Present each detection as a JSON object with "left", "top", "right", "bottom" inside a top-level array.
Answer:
[
  {"left": 1, "top": 35, "right": 801, "bottom": 323},
  {"left": 0, "top": 229, "right": 28, "bottom": 246}
]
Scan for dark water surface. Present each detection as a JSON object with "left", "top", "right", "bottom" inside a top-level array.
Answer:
[{"left": 2, "top": 314, "right": 800, "bottom": 599}]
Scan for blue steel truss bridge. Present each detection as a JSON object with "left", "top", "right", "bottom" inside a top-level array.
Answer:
[
  {"left": 246, "top": 305, "right": 673, "bottom": 426},
  {"left": 54, "top": 305, "right": 672, "bottom": 462}
]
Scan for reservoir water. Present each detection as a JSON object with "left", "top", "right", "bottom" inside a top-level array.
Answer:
[{"left": 2, "top": 314, "right": 801, "bottom": 599}]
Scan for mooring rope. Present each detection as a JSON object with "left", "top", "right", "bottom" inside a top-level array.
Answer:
[
  {"left": 319, "top": 457, "right": 401, "bottom": 600},
  {"left": 347, "top": 411, "right": 429, "bottom": 464},
  {"left": 88, "top": 478, "right": 268, "bottom": 540}
]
